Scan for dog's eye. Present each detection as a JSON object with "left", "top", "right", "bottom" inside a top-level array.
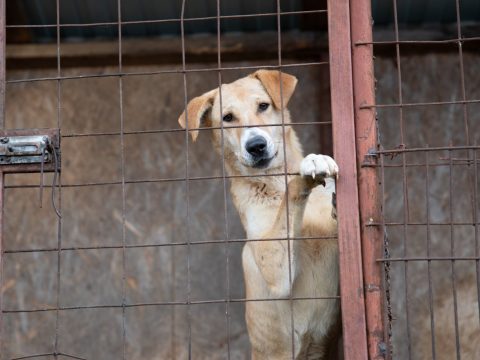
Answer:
[
  {"left": 258, "top": 103, "right": 270, "bottom": 112},
  {"left": 223, "top": 113, "right": 233, "bottom": 122}
]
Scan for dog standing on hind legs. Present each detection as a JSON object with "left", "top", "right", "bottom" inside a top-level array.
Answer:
[{"left": 179, "top": 70, "right": 340, "bottom": 359}]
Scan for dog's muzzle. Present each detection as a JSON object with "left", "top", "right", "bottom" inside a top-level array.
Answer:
[{"left": 245, "top": 136, "right": 274, "bottom": 168}]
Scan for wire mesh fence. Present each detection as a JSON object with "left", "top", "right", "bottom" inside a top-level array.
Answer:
[
  {"left": 1, "top": 0, "right": 479, "bottom": 359},
  {"left": 368, "top": 0, "right": 480, "bottom": 358},
  {"left": 0, "top": 1, "right": 347, "bottom": 359}
]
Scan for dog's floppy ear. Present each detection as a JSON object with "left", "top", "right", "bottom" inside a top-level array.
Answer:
[
  {"left": 253, "top": 70, "right": 298, "bottom": 109},
  {"left": 178, "top": 89, "right": 217, "bottom": 142}
]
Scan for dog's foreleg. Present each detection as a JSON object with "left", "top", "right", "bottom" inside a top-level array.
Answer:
[{"left": 252, "top": 154, "right": 338, "bottom": 298}]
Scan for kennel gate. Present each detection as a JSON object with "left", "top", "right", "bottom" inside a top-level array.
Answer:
[
  {"left": 1, "top": 0, "right": 380, "bottom": 358},
  {"left": 1, "top": 0, "right": 478, "bottom": 359}
]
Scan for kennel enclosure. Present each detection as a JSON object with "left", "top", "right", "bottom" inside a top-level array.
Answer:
[{"left": 0, "top": 0, "right": 479, "bottom": 359}]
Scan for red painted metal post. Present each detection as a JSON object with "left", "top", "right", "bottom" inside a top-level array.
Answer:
[
  {"left": 350, "top": 0, "right": 386, "bottom": 359},
  {"left": 327, "top": 0, "right": 369, "bottom": 358}
]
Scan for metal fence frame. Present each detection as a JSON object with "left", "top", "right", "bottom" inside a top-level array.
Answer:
[{"left": 0, "top": 1, "right": 353, "bottom": 358}]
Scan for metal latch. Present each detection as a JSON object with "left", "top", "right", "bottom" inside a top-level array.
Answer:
[
  {"left": 0, "top": 129, "right": 61, "bottom": 216},
  {"left": 0, "top": 129, "right": 60, "bottom": 174},
  {"left": 0, "top": 135, "right": 52, "bottom": 165}
]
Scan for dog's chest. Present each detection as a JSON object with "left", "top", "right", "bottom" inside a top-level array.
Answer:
[
  {"left": 250, "top": 182, "right": 282, "bottom": 204},
  {"left": 232, "top": 182, "right": 283, "bottom": 237}
]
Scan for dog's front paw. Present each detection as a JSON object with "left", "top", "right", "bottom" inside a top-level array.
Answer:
[{"left": 300, "top": 154, "right": 339, "bottom": 186}]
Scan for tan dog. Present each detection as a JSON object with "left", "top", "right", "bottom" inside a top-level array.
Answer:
[{"left": 179, "top": 70, "right": 340, "bottom": 359}]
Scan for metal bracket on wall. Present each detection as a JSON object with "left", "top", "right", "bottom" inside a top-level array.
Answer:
[{"left": 0, "top": 128, "right": 60, "bottom": 173}]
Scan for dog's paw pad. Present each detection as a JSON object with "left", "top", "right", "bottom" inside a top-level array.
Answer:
[{"left": 300, "top": 154, "right": 339, "bottom": 182}]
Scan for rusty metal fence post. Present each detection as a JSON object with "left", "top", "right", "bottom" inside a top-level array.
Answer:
[
  {"left": 350, "top": 0, "right": 386, "bottom": 359},
  {"left": 329, "top": 0, "right": 386, "bottom": 358},
  {"left": 327, "top": 0, "right": 369, "bottom": 358}
]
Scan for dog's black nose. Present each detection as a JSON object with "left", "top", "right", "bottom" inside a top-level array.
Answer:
[{"left": 246, "top": 136, "right": 268, "bottom": 157}]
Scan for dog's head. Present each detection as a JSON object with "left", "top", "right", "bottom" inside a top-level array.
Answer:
[{"left": 178, "top": 70, "right": 298, "bottom": 175}]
